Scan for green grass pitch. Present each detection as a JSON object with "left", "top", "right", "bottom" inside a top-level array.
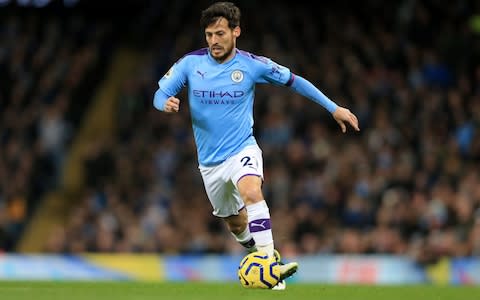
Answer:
[{"left": 0, "top": 281, "right": 478, "bottom": 300}]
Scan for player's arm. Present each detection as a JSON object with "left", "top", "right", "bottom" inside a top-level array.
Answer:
[
  {"left": 288, "top": 74, "right": 360, "bottom": 132},
  {"left": 259, "top": 57, "right": 359, "bottom": 132},
  {"left": 154, "top": 90, "right": 180, "bottom": 113},
  {"left": 153, "top": 60, "right": 187, "bottom": 113}
]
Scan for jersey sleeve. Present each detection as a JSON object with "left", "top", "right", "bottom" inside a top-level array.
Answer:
[
  {"left": 158, "top": 58, "right": 188, "bottom": 96},
  {"left": 256, "top": 56, "right": 294, "bottom": 86}
]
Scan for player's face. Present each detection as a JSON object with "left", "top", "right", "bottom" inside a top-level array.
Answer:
[{"left": 205, "top": 17, "right": 240, "bottom": 63}]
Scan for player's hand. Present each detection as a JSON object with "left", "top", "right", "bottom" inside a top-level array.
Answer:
[
  {"left": 164, "top": 96, "right": 180, "bottom": 113},
  {"left": 332, "top": 106, "right": 360, "bottom": 133}
]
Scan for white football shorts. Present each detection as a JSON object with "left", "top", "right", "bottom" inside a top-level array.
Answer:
[{"left": 199, "top": 144, "right": 264, "bottom": 218}]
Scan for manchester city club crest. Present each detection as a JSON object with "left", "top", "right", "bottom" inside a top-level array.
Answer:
[{"left": 231, "top": 70, "right": 243, "bottom": 83}]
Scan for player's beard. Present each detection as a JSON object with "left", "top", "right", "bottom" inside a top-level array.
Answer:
[{"left": 211, "top": 42, "right": 234, "bottom": 63}]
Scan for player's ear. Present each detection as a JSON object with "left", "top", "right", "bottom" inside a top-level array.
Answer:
[{"left": 233, "top": 26, "right": 241, "bottom": 37}]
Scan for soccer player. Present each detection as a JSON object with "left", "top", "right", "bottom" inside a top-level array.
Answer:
[{"left": 153, "top": 1, "right": 360, "bottom": 289}]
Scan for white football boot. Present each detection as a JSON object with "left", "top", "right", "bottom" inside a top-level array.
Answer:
[{"left": 271, "top": 250, "right": 298, "bottom": 291}]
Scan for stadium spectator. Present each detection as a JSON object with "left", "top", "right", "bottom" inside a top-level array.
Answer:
[{"left": 0, "top": 8, "right": 114, "bottom": 251}]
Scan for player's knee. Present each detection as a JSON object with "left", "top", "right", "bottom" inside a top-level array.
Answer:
[
  {"left": 225, "top": 217, "right": 248, "bottom": 234},
  {"left": 224, "top": 209, "right": 249, "bottom": 235},
  {"left": 240, "top": 187, "right": 263, "bottom": 204},
  {"left": 230, "top": 221, "right": 248, "bottom": 235}
]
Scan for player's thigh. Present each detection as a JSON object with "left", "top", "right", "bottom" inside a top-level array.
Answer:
[
  {"left": 229, "top": 144, "right": 264, "bottom": 189},
  {"left": 199, "top": 163, "right": 245, "bottom": 218}
]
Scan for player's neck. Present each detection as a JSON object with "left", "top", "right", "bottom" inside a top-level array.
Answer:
[{"left": 213, "top": 48, "right": 237, "bottom": 64}]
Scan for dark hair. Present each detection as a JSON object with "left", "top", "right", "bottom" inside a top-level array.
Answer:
[{"left": 200, "top": 2, "right": 241, "bottom": 29}]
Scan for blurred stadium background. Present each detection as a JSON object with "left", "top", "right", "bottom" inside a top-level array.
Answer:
[{"left": 1, "top": 0, "right": 480, "bottom": 287}]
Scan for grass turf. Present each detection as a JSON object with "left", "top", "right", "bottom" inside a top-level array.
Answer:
[{"left": 0, "top": 281, "right": 478, "bottom": 300}]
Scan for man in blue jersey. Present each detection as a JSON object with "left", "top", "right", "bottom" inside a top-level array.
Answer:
[{"left": 153, "top": 1, "right": 360, "bottom": 289}]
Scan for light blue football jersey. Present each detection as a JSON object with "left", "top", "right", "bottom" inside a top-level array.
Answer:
[{"left": 158, "top": 48, "right": 294, "bottom": 166}]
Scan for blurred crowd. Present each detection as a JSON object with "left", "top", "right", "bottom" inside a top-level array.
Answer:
[
  {"left": 0, "top": 7, "right": 114, "bottom": 251},
  {"left": 2, "top": 0, "right": 480, "bottom": 265}
]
